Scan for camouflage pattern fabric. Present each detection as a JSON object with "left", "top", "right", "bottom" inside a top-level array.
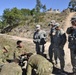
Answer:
[
  {"left": 33, "top": 30, "right": 47, "bottom": 55},
  {"left": 0, "top": 50, "right": 9, "bottom": 63},
  {"left": 49, "top": 26, "right": 56, "bottom": 62},
  {"left": 66, "top": 27, "right": 76, "bottom": 73},
  {"left": 49, "top": 28, "right": 66, "bottom": 70},
  {"left": 14, "top": 46, "right": 28, "bottom": 59},
  {"left": 33, "top": 30, "right": 47, "bottom": 44},
  {"left": 0, "top": 62, "right": 22, "bottom": 75},
  {"left": 27, "top": 54, "right": 53, "bottom": 75}
]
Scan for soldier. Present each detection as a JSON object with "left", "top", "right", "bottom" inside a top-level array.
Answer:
[
  {"left": 66, "top": 16, "right": 76, "bottom": 75},
  {"left": 14, "top": 40, "right": 29, "bottom": 74},
  {"left": 48, "top": 20, "right": 56, "bottom": 63},
  {"left": 33, "top": 25, "right": 47, "bottom": 56},
  {"left": 50, "top": 23, "right": 66, "bottom": 73},
  {"left": 0, "top": 59, "right": 22, "bottom": 75},
  {"left": 14, "top": 40, "right": 27, "bottom": 60},
  {"left": 26, "top": 54, "right": 53, "bottom": 75},
  {"left": 0, "top": 46, "right": 10, "bottom": 63}
]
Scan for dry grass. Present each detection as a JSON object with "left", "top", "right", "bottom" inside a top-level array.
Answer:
[{"left": 0, "top": 35, "right": 35, "bottom": 56}]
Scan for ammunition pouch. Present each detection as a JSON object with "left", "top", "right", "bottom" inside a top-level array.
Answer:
[
  {"left": 68, "top": 36, "right": 76, "bottom": 44},
  {"left": 40, "top": 38, "right": 46, "bottom": 45}
]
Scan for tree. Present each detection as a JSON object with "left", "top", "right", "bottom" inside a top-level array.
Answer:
[
  {"left": 21, "top": 8, "right": 31, "bottom": 16},
  {"left": 2, "top": 7, "right": 23, "bottom": 27},
  {"left": 0, "top": 21, "right": 3, "bottom": 28},
  {"left": 35, "top": 0, "right": 43, "bottom": 13},
  {"left": 30, "top": 8, "right": 36, "bottom": 16},
  {"left": 42, "top": 5, "right": 47, "bottom": 12}
]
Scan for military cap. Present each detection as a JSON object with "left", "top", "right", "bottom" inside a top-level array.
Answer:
[
  {"left": 55, "top": 23, "right": 60, "bottom": 27},
  {"left": 17, "top": 40, "right": 22, "bottom": 45},
  {"left": 48, "top": 20, "right": 56, "bottom": 26},
  {"left": 36, "top": 24, "right": 41, "bottom": 29},
  {"left": 71, "top": 16, "right": 76, "bottom": 22}
]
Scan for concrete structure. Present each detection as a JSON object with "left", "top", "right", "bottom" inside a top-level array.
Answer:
[{"left": 46, "top": 8, "right": 60, "bottom": 14}]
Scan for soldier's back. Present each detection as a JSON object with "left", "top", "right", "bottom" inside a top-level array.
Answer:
[
  {"left": 28, "top": 54, "right": 53, "bottom": 75},
  {"left": 0, "top": 62, "right": 22, "bottom": 75}
]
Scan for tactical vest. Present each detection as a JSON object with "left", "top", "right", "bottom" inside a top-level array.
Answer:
[
  {"left": 52, "top": 29, "right": 64, "bottom": 46},
  {"left": 68, "top": 29, "right": 76, "bottom": 44},
  {"left": 33, "top": 30, "right": 46, "bottom": 44}
]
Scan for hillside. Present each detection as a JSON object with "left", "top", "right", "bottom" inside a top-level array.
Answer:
[
  {"left": 0, "top": 11, "right": 76, "bottom": 74},
  {"left": 2, "top": 9, "right": 70, "bottom": 38}
]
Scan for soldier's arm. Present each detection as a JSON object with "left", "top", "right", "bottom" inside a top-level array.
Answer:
[
  {"left": 33, "top": 32, "right": 38, "bottom": 43},
  {"left": 26, "top": 64, "right": 32, "bottom": 75},
  {"left": 49, "top": 29, "right": 52, "bottom": 36},
  {"left": 62, "top": 33, "right": 67, "bottom": 46},
  {"left": 60, "top": 29, "right": 67, "bottom": 46},
  {"left": 43, "top": 31, "right": 47, "bottom": 38}
]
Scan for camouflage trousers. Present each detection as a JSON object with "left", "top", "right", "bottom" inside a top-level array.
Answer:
[
  {"left": 49, "top": 44, "right": 54, "bottom": 62},
  {"left": 36, "top": 43, "right": 44, "bottom": 55},
  {"left": 70, "top": 48, "right": 76, "bottom": 73},
  {"left": 27, "top": 64, "right": 53, "bottom": 75},
  {"left": 49, "top": 44, "right": 65, "bottom": 70},
  {"left": 54, "top": 47, "right": 65, "bottom": 70}
]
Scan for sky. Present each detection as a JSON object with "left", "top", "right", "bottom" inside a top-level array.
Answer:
[{"left": 0, "top": 0, "right": 70, "bottom": 15}]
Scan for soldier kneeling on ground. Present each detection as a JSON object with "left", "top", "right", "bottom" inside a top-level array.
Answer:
[
  {"left": 26, "top": 53, "right": 53, "bottom": 75},
  {"left": 0, "top": 58, "right": 22, "bottom": 75}
]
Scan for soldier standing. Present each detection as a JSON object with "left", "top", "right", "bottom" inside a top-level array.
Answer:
[
  {"left": 26, "top": 54, "right": 53, "bottom": 75},
  {"left": 66, "top": 16, "right": 76, "bottom": 75},
  {"left": 50, "top": 23, "right": 66, "bottom": 73},
  {"left": 14, "top": 40, "right": 27, "bottom": 60},
  {"left": 33, "top": 25, "right": 47, "bottom": 56},
  {"left": 48, "top": 20, "right": 56, "bottom": 63}
]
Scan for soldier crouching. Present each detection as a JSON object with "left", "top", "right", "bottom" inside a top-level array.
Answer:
[{"left": 26, "top": 53, "right": 53, "bottom": 75}]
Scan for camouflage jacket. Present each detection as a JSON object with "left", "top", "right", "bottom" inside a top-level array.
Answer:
[
  {"left": 51, "top": 28, "right": 66, "bottom": 46},
  {"left": 0, "top": 50, "right": 9, "bottom": 63},
  {"left": 33, "top": 30, "right": 47, "bottom": 45},
  {"left": 66, "top": 27, "right": 76, "bottom": 48},
  {"left": 0, "top": 62, "right": 22, "bottom": 75},
  {"left": 27, "top": 54, "right": 53, "bottom": 75},
  {"left": 14, "top": 46, "right": 28, "bottom": 59}
]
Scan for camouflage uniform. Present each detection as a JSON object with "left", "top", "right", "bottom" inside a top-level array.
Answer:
[
  {"left": 33, "top": 25, "right": 47, "bottom": 55},
  {"left": 48, "top": 20, "right": 56, "bottom": 62},
  {"left": 0, "top": 62, "right": 22, "bottom": 75},
  {"left": 26, "top": 54, "right": 53, "bottom": 75},
  {"left": 0, "top": 46, "right": 10, "bottom": 63},
  {"left": 49, "top": 25, "right": 57, "bottom": 62},
  {"left": 14, "top": 46, "right": 27, "bottom": 59},
  {"left": 67, "top": 27, "right": 76, "bottom": 73},
  {"left": 49, "top": 23, "right": 66, "bottom": 71}
]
